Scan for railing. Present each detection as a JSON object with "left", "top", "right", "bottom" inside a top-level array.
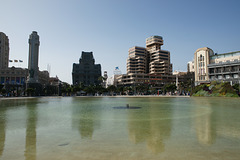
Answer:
[{"left": 208, "top": 60, "right": 240, "bottom": 67}]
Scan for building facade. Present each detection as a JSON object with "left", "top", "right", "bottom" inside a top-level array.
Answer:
[
  {"left": 194, "top": 47, "right": 240, "bottom": 85},
  {"left": 72, "top": 51, "right": 101, "bottom": 86},
  {"left": 187, "top": 60, "right": 194, "bottom": 73},
  {"left": 117, "top": 73, "right": 174, "bottom": 88},
  {"left": 127, "top": 46, "right": 148, "bottom": 74},
  {"left": 0, "top": 67, "right": 28, "bottom": 85},
  {"left": 0, "top": 32, "right": 9, "bottom": 69},
  {"left": 146, "top": 36, "right": 172, "bottom": 75},
  {"left": 208, "top": 51, "right": 240, "bottom": 85},
  {"left": 194, "top": 47, "right": 214, "bottom": 85},
  {"left": 27, "top": 31, "right": 40, "bottom": 83},
  {"left": 118, "top": 35, "right": 174, "bottom": 90},
  {"left": 0, "top": 31, "right": 53, "bottom": 96}
]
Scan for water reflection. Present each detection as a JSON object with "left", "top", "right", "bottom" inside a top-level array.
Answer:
[
  {"left": 0, "top": 97, "right": 239, "bottom": 159},
  {"left": 24, "top": 100, "right": 38, "bottom": 160},
  {"left": 0, "top": 107, "right": 6, "bottom": 158},
  {"left": 128, "top": 101, "right": 173, "bottom": 154},
  {"left": 72, "top": 99, "right": 101, "bottom": 139},
  {"left": 194, "top": 106, "right": 216, "bottom": 145}
]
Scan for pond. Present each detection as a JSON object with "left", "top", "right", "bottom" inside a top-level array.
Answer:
[{"left": 0, "top": 97, "right": 240, "bottom": 160}]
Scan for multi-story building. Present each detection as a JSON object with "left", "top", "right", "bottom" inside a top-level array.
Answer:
[
  {"left": 146, "top": 36, "right": 172, "bottom": 75},
  {"left": 194, "top": 47, "right": 214, "bottom": 85},
  {"left": 194, "top": 47, "right": 240, "bottom": 85},
  {"left": 72, "top": 51, "right": 101, "bottom": 86},
  {"left": 117, "top": 73, "right": 174, "bottom": 87},
  {"left": 0, "top": 32, "right": 28, "bottom": 90},
  {"left": 187, "top": 60, "right": 194, "bottom": 73},
  {"left": 127, "top": 46, "right": 148, "bottom": 74},
  {"left": 0, "top": 67, "right": 28, "bottom": 85},
  {"left": 118, "top": 35, "right": 174, "bottom": 90},
  {"left": 38, "top": 70, "right": 49, "bottom": 86},
  {"left": 0, "top": 31, "right": 51, "bottom": 96},
  {"left": 0, "top": 32, "right": 9, "bottom": 69},
  {"left": 208, "top": 51, "right": 240, "bottom": 85}
]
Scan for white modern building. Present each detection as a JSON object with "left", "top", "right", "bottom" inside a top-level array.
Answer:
[
  {"left": 208, "top": 51, "right": 240, "bottom": 85},
  {"left": 187, "top": 60, "right": 194, "bottom": 72},
  {"left": 194, "top": 47, "right": 240, "bottom": 85}
]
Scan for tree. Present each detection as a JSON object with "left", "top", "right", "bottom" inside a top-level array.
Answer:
[
  {"left": 1, "top": 88, "right": 6, "bottom": 96},
  {"left": 116, "top": 86, "right": 124, "bottom": 95},
  {"left": 232, "top": 83, "right": 239, "bottom": 94},
  {"left": 26, "top": 88, "right": 35, "bottom": 97},
  {"left": 107, "top": 85, "right": 117, "bottom": 96},
  {"left": 83, "top": 85, "right": 95, "bottom": 95},
  {"left": 163, "top": 84, "right": 177, "bottom": 94}
]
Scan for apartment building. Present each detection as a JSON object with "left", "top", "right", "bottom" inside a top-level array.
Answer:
[
  {"left": 146, "top": 36, "right": 172, "bottom": 75},
  {"left": 194, "top": 47, "right": 240, "bottom": 85},
  {"left": 118, "top": 35, "right": 174, "bottom": 90},
  {"left": 127, "top": 46, "right": 148, "bottom": 74},
  {"left": 208, "top": 51, "right": 240, "bottom": 85}
]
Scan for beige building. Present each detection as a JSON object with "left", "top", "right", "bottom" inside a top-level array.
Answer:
[
  {"left": 146, "top": 36, "right": 172, "bottom": 75},
  {"left": 0, "top": 32, "right": 50, "bottom": 96},
  {"left": 0, "top": 32, "right": 9, "bottom": 69},
  {"left": 127, "top": 36, "right": 172, "bottom": 76},
  {"left": 127, "top": 46, "right": 148, "bottom": 74},
  {"left": 194, "top": 47, "right": 240, "bottom": 85},
  {"left": 119, "top": 35, "right": 174, "bottom": 91},
  {"left": 0, "top": 67, "right": 49, "bottom": 85},
  {"left": 0, "top": 67, "right": 28, "bottom": 85},
  {"left": 117, "top": 73, "right": 174, "bottom": 88},
  {"left": 194, "top": 47, "right": 214, "bottom": 85}
]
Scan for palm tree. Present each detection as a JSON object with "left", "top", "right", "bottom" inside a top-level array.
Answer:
[{"left": 107, "top": 85, "right": 117, "bottom": 96}]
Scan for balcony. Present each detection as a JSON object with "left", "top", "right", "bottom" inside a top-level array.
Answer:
[{"left": 208, "top": 60, "right": 240, "bottom": 68}]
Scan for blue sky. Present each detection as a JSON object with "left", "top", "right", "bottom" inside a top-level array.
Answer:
[{"left": 1, "top": 0, "right": 240, "bottom": 84}]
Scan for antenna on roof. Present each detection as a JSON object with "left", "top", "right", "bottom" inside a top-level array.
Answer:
[{"left": 47, "top": 64, "right": 51, "bottom": 76}]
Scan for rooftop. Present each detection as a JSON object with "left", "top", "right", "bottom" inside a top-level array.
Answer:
[
  {"left": 210, "top": 51, "right": 240, "bottom": 59},
  {"left": 146, "top": 35, "right": 163, "bottom": 41}
]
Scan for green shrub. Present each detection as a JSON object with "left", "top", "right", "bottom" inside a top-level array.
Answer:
[
  {"left": 192, "top": 89, "right": 209, "bottom": 97},
  {"left": 191, "top": 82, "right": 239, "bottom": 97},
  {"left": 225, "top": 93, "right": 239, "bottom": 97}
]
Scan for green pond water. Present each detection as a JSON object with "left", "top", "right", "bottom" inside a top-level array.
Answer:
[{"left": 0, "top": 97, "right": 240, "bottom": 160}]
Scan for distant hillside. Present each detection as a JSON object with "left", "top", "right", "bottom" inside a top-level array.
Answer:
[{"left": 192, "top": 81, "right": 239, "bottom": 97}]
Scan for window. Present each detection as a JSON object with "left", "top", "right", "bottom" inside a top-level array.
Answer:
[
  {"left": 225, "top": 75, "right": 230, "bottom": 79},
  {"left": 233, "top": 74, "right": 239, "bottom": 78}
]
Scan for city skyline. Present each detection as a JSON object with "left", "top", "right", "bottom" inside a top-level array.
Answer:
[{"left": 1, "top": 0, "right": 240, "bottom": 84}]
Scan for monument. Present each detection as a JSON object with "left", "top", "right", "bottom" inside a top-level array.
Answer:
[{"left": 27, "top": 31, "right": 41, "bottom": 95}]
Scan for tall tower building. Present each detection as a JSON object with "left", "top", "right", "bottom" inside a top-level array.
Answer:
[
  {"left": 146, "top": 36, "right": 172, "bottom": 75},
  {"left": 127, "top": 46, "right": 148, "bottom": 74},
  {"left": 0, "top": 32, "right": 9, "bottom": 69},
  {"left": 194, "top": 47, "right": 214, "bottom": 85},
  {"left": 27, "top": 31, "right": 40, "bottom": 83}
]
